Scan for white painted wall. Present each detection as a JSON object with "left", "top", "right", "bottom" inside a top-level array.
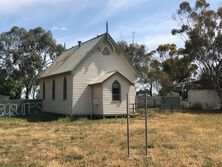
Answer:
[
  {"left": 72, "top": 42, "right": 137, "bottom": 115},
  {"left": 39, "top": 74, "right": 73, "bottom": 115},
  {"left": 129, "top": 85, "right": 136, "bottom": 106},
  {"left": 188, "top": 89, "right": 220, "bottom": 109},
  {"left": 103, "top": 74, "right": 134, "bottom": 115}
]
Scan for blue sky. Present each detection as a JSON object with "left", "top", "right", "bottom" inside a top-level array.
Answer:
[{"left": 0, "top": 0, "right": 221, "bottom": 50}]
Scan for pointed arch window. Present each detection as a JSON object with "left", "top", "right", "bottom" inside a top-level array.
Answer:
[
  {"left": 43, "top": 81, "right": 45, "bottom": 100},
  {"left": 52, "top": 79, "right": 55, "bottom": 100},
  {"left": 112, "top": 80, "right": 121, "bottom": 101},
  {"left": 63, "top": 77, "right": 67, "bottom": 100}
]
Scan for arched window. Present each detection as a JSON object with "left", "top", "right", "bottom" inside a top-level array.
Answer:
[
  {"left": 43, "top": 81, "right": 45, "bottom": 100},
  {"left": 63, "top": 77, "right": 67, "bottom": 100},
  {"left": 52, "top": 79, "right": 55, "bottom": 100},
  {"left": 112, "top": 80, "right": 121, "bottom": 101}
]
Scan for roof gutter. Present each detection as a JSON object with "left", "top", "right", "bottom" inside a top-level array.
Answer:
[{"left": 36, "top": 71, "right": 72, "bottom": 81}]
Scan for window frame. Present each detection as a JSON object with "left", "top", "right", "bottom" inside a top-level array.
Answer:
[
  {"left": 112, "top": 80, "right": 121, "bottom": 101},
  {"left": 43, "top": 81, "right": 45, "bottom": 100},
  {"left": 63, "top": 77, "right": 67, "bottom": 100},
  {"left": 52, "top": 79, "right": 55, "bottom": 100}
]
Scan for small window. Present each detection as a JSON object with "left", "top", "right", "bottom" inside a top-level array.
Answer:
[
  {"left": 52, "top": 79, "right": 55, "bottom": 100},
  {"left": 102, "top": 47, "right": 110, "bottom": 55},
  {"left": 63, "top": 77, "right": 67, "bottom": 100},
  {"left": 112, "top": 80, "right": 121, "bottom": 101},
  {"left": 43, "top": 81, "right": 45, "bottom": 100}
]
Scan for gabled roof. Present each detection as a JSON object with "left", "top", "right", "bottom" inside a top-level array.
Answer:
[
  {"left": 89, "top": 71, "right": 134, "bottom": 85},
  {"left": 38, "top": 33, "right": 137, "bottom": 79}
]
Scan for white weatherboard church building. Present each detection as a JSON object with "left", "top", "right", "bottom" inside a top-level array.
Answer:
[{"left": 38, "top": 31, "right": 137, "bottom": 117}]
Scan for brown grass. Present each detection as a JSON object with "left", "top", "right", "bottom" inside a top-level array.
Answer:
[{"left": 0, "top": 111, "right": 222, "bottom": 167}]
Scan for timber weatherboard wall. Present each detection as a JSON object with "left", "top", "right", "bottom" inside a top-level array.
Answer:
[
  {"left": 40, "top": 74, "right": 73, "bottom": 115},
  {"left": 71, "top": 42, "right": 136, "bottom": 115},
  {"left": 102, "top": 74, "right": 134, "bottom": 115}
]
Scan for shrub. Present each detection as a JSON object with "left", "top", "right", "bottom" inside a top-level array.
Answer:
[
  {"left": 191, "top": 103, "right": 204, "bottom": 111},
  {"left": 65, "top": 153, "right": 84, "bottom": 161}
]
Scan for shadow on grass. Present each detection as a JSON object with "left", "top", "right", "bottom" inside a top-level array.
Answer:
[
  {"left": 183, "top": 109, "right": 222, "bottom": 114},
  {"left": 18, "top": 112, "right": 94, "bottom": 122},
  {"left": 18, "top": 112, "right": 66, "bottom": 122},
  {"left": 137, "top": 107, "right": 222, "bottom": 115}
]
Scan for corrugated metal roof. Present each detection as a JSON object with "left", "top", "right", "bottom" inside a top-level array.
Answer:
[
  {"left": 89, "top": 71, "right": 117, "bottom": 85},
  {"left": 89, "top": 71, "right": 133, "bottom": 85},
  {"left": 38, "top": 33, "right": 105, "bottom": 79}
]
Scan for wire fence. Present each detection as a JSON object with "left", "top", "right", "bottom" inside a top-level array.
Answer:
[{"left": 136, "top": 95, "right": 181, "bottom": 112}]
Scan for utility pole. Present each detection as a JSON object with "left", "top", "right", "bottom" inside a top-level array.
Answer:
[
  {"left": 132, "top": 31, "right": 135, "bottom": 45},
  {"left": 145, "top": 93, "right": 148, "bottom": 156},
  {"left": 126, "top": 93, "right": 130, "bottom": 158}
]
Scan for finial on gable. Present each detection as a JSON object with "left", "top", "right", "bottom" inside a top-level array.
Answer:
[{"left": 106, "top": 21, "right": 108, "bottom": 34}]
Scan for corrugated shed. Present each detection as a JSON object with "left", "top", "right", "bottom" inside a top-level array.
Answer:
[{"left": 38, "top": 33, "right": 105, "bottom": 79}]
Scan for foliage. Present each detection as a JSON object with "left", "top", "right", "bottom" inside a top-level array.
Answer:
[
  {"left": 118, "top": 41, "right": 158, "bottom": 96},
  {"left": 117, "top": 41, "right": 148, "bottom": 70},
  {"left": 0, "top": 26, "right": 64, "bottom": 99},
  {"left": 156, "top": 44, "right": 197, "bottom": 95},
  {"left": 0, "top": 69, "right": 22, "bottom": 98},
  {"left": 118, "top": 41, "right": 197, "bottom": 96},
  {"left": 172, "top": 0, "right": 222, "bottom": 99}
]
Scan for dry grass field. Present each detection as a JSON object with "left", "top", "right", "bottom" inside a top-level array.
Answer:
[{"left": 1, "top": 110, "right": 222, "bottom": 167}]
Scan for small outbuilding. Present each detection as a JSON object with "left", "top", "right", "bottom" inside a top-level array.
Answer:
[
  {"left": 37, "top": 32, "right": 137, "bottom": 117},
  {"left": 188, "top": 89, "right": 221, "bottom": 110}
]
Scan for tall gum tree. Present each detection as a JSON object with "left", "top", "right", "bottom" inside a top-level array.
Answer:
[
  {"left": 0, "top": 27, "right": 64, "bottom": 99},
  {"left": 172, "top": 0, "right": 222, "bottom": 101}
]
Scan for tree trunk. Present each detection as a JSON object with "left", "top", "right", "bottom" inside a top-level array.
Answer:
[
  {"left": 25, "top": 92, "right": 29, "bottom": 99},
  {"left": 32, "top": 85, "right": 37, "bottom": 99},
  {"left": 25, "top": 87, "right": 30, "bottom": 99},
  {"left": 149, "top": 83, "right": 153, "bottom": 97}
]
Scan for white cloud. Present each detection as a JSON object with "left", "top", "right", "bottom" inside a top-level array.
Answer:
[
  {"left": 110, "top": 12, "right": 183, "bottom": 50},
  {"left": 60, "top": 27, "right": 67, "bottom": 31},
  {"left": 51, "top": 26, "right": 68, "bottom": 31},
  {"left": 0, "top": 0, "right": 43, "bottom": 14},
  {"left": 0, "top": 0, "right": 87, "bottom": 16},
  {"left": 88, "top": 0, "right": 147, "bottom": 25},
  {"left": 105, "top": 0, "right": 146, "bottom": 18},
  {"left": 142, "top": 33, "right": 183, "bottom": 50}
]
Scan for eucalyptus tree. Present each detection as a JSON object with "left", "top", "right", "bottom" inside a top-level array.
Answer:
[
  {"left": 0, "top": 26, "right": 64, "bottom": 99},
  {"left": 172, "top": 0, "right": 222, "bottom": 98}
]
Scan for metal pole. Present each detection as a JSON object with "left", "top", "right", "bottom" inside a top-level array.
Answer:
[
  {"left": 126, "top": 93, "right": 130, "bottom": 158},
  {"left": 145, "top": 93, "right": 148, "bottom": 156},
  {"left": 171, "top": 104, "right": 173, "bottom": 113},
  {"left": 135, "top": 95, "right": 137, "bottom": 114},
  {"left": 88, "top": 86, "right": 92, "bottom": 119}
]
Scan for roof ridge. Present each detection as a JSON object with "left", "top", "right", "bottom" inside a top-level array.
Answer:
[{"left": 64, "top": 33, "right": 106, "bottom": 51}]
